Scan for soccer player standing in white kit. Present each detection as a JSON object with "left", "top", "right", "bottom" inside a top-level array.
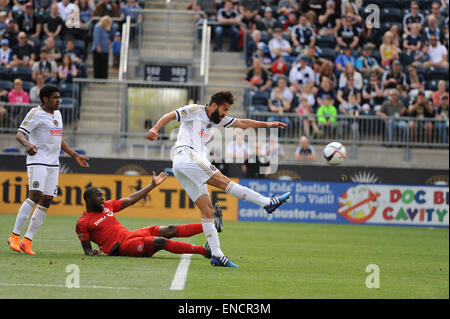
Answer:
[
  {"left": 7, "top": 85, "right": 89, "bottom": 255},
  {"left": 146, "top": 91, "right": 291, "bottom": 267}
]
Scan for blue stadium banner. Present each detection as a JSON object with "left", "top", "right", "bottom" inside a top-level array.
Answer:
[{"left": 237, "top": 179, "right": 449, "bottom": 227}]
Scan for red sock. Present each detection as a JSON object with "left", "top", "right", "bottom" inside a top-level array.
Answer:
[
  {"left": 175, "top": 223, "right": 203, "bottom": 238},
  {"left": 164, "top": 239, "right": 207, "bottom": 256}
]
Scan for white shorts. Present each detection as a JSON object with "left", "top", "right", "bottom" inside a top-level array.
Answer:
[
  {"left": 172, "top": 147, "right": 219, "bottom": 202},
  {"left": 27, "top": 165, "right": 59, "bottom": 196}
]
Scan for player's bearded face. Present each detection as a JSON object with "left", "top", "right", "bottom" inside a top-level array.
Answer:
[{"left": 210, "top": 104, "right": 223, "bottom": 124}]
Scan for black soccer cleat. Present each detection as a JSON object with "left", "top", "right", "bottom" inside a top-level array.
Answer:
[
  {"left": 203, "top": 242, "right": 212, "bottom": 259},
  {"left": 213, "top": 203, "right": 224, "bottom": 233}
]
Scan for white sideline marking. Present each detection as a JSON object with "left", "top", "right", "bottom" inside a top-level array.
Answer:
[
  {"left": 0, "top": 282, "right": 147, "bottom": 290},
  {"left": 170, "top": 253, "right": 192, "bottom": 290}
]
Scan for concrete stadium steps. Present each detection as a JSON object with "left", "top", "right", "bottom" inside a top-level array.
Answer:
[
  {"left": 76, "top": 83, "right": 123, "bottom": 132},
  {"left": 145, "top": 0, "right": 188, "bottom": 10}
]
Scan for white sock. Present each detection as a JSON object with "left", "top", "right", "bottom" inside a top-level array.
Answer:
[
  {"left": 225, "top": 181, "right": 270, "bottom": 207},
  {"left": 202, "top": 219, "right": 224, "bottom": 257},
  {"left": 24, "top": 205, "right": 47, "bottom": 240},
  {"left": 13, "top": 199, "right": 36, "bottom": 235}
]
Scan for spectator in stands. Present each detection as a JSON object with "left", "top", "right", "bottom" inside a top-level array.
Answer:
[
  {"left": 294, "top": 135, "right": 316, "bottom": 160},
  {"left": 336, "top": 78, "right": 361, "bottom": 139},
  {"left": 31, "top": 47, "right": 58, "bottom": 83},
  {"left": 426, "top": 1, "right": 446, "bottom": 30},
  {"left": 435, "top": 93, "right": 449, "bottom": 143},
  {"left": 2, "top": 19, "right": 19, "bottom": 49},
  {"left": 362, "top": 72, "right": 384, "bottom": 112},
  {"left": 11, "top": 31, "right": 35, "bottom": 67},
  {"left": 277, "top": 0, "right": 299, "bottom": 22},
  {"left": 34, "top": 0, "right": 51, "bottom": 12},
  {"left": 246, "top": 29, "right": 262, "bottom": 66},
  {"left": 317, "top": 60, "right": 337, "bottom": 89},
  {"left": 355, "top": 43, "right": 383, "bottom": 79},
  {"left": 318, "top": 0, "right": 340, "bottom": 36},
  {"left": 316, "top": 94, "right": 337, "bottom": 138},
  {"left": 226, "top": 133, "right": 250, "bottom": 163},
  {"left": 376, "top": 88, "right": 408, "bottom": 143},
  {"left": 29, "top": 73, "right": 45, "bottom": 103},
  {"left": 404, "top": 63, "right": 425, "bottom": 100},
  {"left": 0, "top": 11, "right": 7, "bottom": 34},
  {"left": 267, "top": 86, "right": 292, "bottom": 126},
  {"left": 272, "top": 75, "right": 293, "bottom": 103},
  {"left": 43, "top": 3, "right": 64, "bottom": 40},
  {"left": 238, "top": 0, "right": 260, "bottom": 17},
  {"left": 63, "top": 38, "right": 83, "bottom": 64},
  {"left": 317, "top": 76, "right": 336, "bottom": 107},
  {"left": 258, "top": 6, "right": 278, "bottom": 39},
  {"left": 382, "top": 60, "right": 407, "bottom": 99},
  {"left": 191, "top": 0, "right": 216, "bottom": 23},
  {"left": 44, "top": 36, "right": 61, "bottom": 62},
  {"left": 92, "top": 15, "right": 112, "bottom": 79},
  {"left": 8, "top": 78, "right": 30, "bottom": 104},
  {"left": 215, "top": 0, "right": 241, "bottom": 52},
  {"left": 112, "top": 32, "right": 121, "bottom": 68},
  {"left": 433, "top": 80, "right": 449, "bottom": 107},
  {"left": 16, "top": 2, "right": 41, "bottom": 46},
  {"left": 414, "top": 41, "right": 431, "bottom": 66},
  {"left": 403, "top": 23, "right": 422, "bottom": 59},
  {"left": 339, "top": 63, "right": 363, "bottom": 90},
  {"left": 243, "top": 57, "right": 272, "bottom": 92},
  {"left": 261, "top": 139, "right": 285, "bottom": 161},
  {"left": 58, "top": 0, "right": 77, "bottom": 22},
  {"left": 283, "top": 11, "right": 298, "bottom": 35},
  {"left": 0, "top": 39, "right": 12, "bottom": 68},
  {"left": 11, "top": 0, "right": 28, "bottom": 18},
  {"left": 341, "top": 0, "right": 362, "bottom": 26},
  {"left": 379, "top": 31, "right": 400, "bottom": 68},
  {"left": 336, "top": 15, "right": 359, "bottom": 50},
  {"left": 291, "top": 14, "right": 315, "bottom": 56},
  {"left": 423, "top": 15, "right": 442, "bottom": 43},
  {"left": 289, "top": 55, "right": 315, "bottom": 96},
  {"left": 78, "top": 0, "right": 95, "bottom": 34},
  {"left": 335, "top": 45, "right": 356, "bottom": 76},
  {"left": 58, "top": 53, "right": 77, "bottom": 84},
  {"left": 408, "top": 91, "right": 435, "bottom": 142},
  {"left": 271, "top": 54, "right": 288, "bottom": 76},
  {"left": 92, "top": 0, "right": 120, "bottom": 39},
  {"left": 425, "top": 34, "right": 449, "bottom": 67},
  {"left": 121, "top": 0, "right": 143, "bottom": 39},
  {"left": 0, "top": 0, "right": 11, "bottom": 20},
  {"left": 268, "top": 26, "right": 293, "bottom": 62},
  {"left": 403, "top": 1, "right": 425, "bottom": 35},
  {"left": 296, "top": 96, "right": 319, "bottom": 137},
  {"left": 240, "top": 7, "right": 258, "bottom": 50}
]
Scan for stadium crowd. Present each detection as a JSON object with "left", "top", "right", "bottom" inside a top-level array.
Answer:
[
  {"left": 0, "top": 0, "right": 143, "bottom": 125},
  {"left": 190, "top": 0, "right": 449, "bottom": 144}
]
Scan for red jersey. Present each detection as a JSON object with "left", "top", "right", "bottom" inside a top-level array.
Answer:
[{"left": 75, "top": 200, "right": 131, "bottom": 254}]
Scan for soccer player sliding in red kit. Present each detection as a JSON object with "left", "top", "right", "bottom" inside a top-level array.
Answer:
[{"left": 76, "top": 171, "right": 221, "bottom": 258}]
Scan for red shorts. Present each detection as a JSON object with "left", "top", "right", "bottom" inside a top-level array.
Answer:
[{"left": 118, "top": 226, "right": 160, "bottom": 257}]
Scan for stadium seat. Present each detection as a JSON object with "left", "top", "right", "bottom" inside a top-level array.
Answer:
[
  {"left": 318, "top": 48, "right": 336, "bottom": 62},
  {"left": 0, "top": 80, "right": 13, "bottom": 91},
  {"left": 381, "top": 8, "right": 402, "bottom": 23},
  {"left": 401, "top": 0, "right": 414, "bottom": 10},
  {"left": 380, "top": 22, "right": 402, "bottom": 35},
  {"left": 0, "top": 66, "right": 9, "bottom": 81},
  {"left": 60, "top": 82, "right": 75, "bottom": 97},
  {"left": 74, "top": 148, "right": 86, "bottom": 155},
  {"left": 9, "top": 66, "right": 32, "bottom": 82},
  {"left": 250, "top": 91, "right": 270, "bottom": 112},
  {"left": 315, "top": 35, "right": 336, "bottom": 49},
  {"left": 2, "top": 147, "right": 20, "bottom": 153},
  {"left": 21, "top": 81, "right": 34, "bottom": 93},
  {"left": 426, "top": 79, "right": 441, "bottom": 91},
  {"left": 426, "top": 67, "right": 449, "bottom": 82},
  {"left": 362, "top": 0, "right": 383, "bottom": 7},
  {"left": 60, "top": 97, "right": 77, "bottom": 124},
  {"left": 380, "top": 0, "right": 402, "bottom": 9}
]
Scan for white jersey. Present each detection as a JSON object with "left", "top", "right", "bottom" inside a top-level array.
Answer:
[
  {"left": 18, "top": 106, "right": 63, "bottom": 167},
  {"left": 173, "top": 104, "right": 236, "bottom": 157}
]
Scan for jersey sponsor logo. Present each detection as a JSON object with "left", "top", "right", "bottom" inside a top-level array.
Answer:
[
  {"left": 50, "top": 128, "right": 63, "bottom": 136},
  {"left": 93, "top": 210, "right": 114, "bottom": 226},
  {"left": 198, "top": 128, "right": 211, "bottom": 139}
]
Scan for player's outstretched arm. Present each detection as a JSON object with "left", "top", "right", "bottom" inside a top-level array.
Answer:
[
  {"left": 231, "top": 118, "right": 287, "bottom": 129},
  {"left": 61, "top": 139, "right": 90, "bottom": 167},
  {"left": 119, "top": 171, "right": 169, "bottom": 210},
  {"left": 145, "top": 112, "right": 177, "bottom": 141},
  {"left": 81, "top": 240, "right": 101, "bottom": 256}
]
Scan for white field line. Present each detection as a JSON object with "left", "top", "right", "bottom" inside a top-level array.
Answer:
[
  {"left": 169, "top": 253, "right": 192, "bottom": 291},
  {"left": 0, "top": 282, "right": 149, "bottom": 290}
]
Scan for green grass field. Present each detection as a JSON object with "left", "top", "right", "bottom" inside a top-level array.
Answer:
[{"left": 0, "top": 214, "right": 448, "bottom": 299}]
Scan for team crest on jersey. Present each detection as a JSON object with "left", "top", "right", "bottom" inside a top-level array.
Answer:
[
  {"left": 181, "top": 110, "right": 187, "bottom": 116},
  {"left": 210, "top": 164, "right": 217, "bottom": 171},
  {"left": 53, "top": 120, "right": 58, "bottom": 126},
  {"left": 137, "top": 245, "right": 143, "bottom": 252},
  {"left": 32, "top": 181, "right": 39, "bottom": 188},
  {"left": 206, "top": 124, "right": 212, "bottom": 128}
]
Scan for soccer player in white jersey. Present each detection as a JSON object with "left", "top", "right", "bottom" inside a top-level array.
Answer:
[
  {"left": 146, "top": 91, "right": 291, "bottom": 267},
  {"left": 7, "top": 85, "right": 89, "bottom": 255}
]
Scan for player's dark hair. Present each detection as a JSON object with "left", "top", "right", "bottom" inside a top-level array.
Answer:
[
  {"left": 83, "top": 187, "right": 100, "bottom": 202},
  {"left": 39, "top": 85, "right": 60, "bottom": 103},
  {"left": 209, "top": 91, "right": 235, "bottom": 107}
]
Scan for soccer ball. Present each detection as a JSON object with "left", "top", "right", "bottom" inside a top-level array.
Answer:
[{"left": 323, "top": 142, "right": 346, "bottom": 165}]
